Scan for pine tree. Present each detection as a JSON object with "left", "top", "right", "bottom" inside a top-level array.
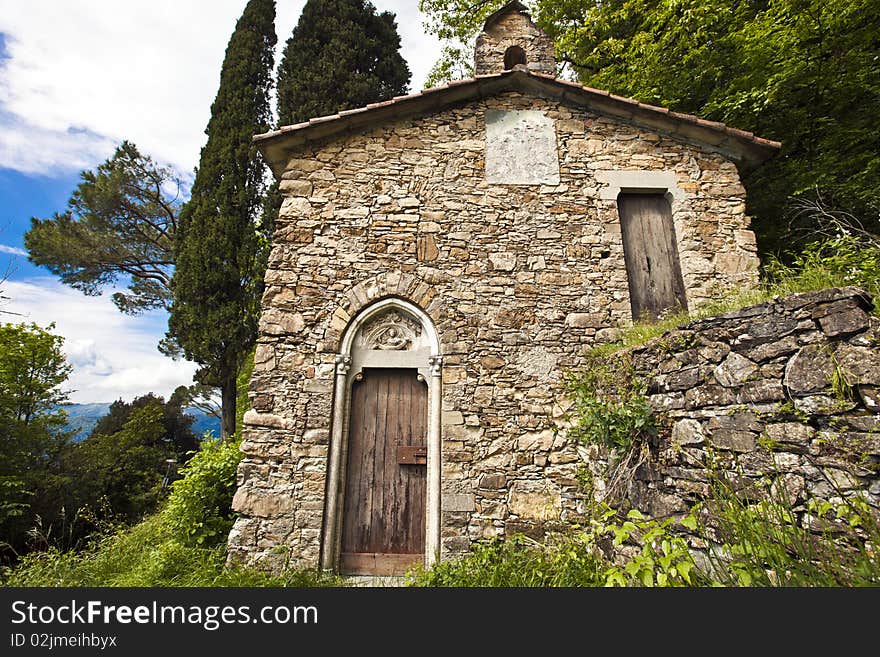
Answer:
[
  {"left": 25, "top": 141, "right": 181, "bottom": 315},
  {"left": 168, "top": 0, "right": 276, "bottom": 440},
  {"left": 277, "top": 0, "right": 411, "bottom": 126}
]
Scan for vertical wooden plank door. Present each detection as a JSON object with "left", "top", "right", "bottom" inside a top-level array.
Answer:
[
  {"left": 617, "top": 193, "right": 688, "bottom": 320},
  {"left": 340, "top": 368, "right": 428, "bottom": 575}
]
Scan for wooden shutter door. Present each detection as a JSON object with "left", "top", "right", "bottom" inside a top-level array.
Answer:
[
  {"left": 617, "top": 193, "right": 688, "bottom": 320},
  {"left": 340, "top": 368, "right": 428, "bottom": 575}
]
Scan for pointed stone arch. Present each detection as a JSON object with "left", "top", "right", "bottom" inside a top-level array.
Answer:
[{"left": 321, "top": 296, "right": 443, "bottom": 574}]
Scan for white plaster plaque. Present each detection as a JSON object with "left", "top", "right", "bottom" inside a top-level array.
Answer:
[{"left": 485, "top": 110, "right": 560, "bottom": 185}]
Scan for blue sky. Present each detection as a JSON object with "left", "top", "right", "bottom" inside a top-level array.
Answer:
[{"left": 0, "top": 1, "right": 439, "bottom": 404}]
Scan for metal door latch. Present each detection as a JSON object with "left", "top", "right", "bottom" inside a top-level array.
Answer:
[{"left": 397, "top": 445, "right": 427, "bottom": 465}]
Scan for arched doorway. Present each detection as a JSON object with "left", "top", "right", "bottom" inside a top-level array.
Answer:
[{"left": 321, "top": 298, "right": 442, "bottom": 575}]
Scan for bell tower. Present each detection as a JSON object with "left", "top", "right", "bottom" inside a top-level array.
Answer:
[{"left": 474, "top": 2, "right": 557, "bottom": 76}]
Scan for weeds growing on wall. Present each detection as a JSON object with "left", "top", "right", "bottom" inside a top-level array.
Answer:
[
  {"left": 564, "top": 351, "right": 658, "bottom": 504},
  {"left": 700, "top": 469, "right": 880, "bottom": 587},
  {"left": 565, "top": 353, "right": 656, "bottom": 455}
]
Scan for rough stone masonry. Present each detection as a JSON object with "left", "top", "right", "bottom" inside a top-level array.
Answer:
[{"left": 226, "top": 3, "right": 781, "bottom": 571}]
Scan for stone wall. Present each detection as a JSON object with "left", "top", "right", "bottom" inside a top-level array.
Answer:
[
  {"left": 226, "top": 89, "right": 759, "bottom": 569},
  {"left": 475, "top": 10, "right": 556, "bottom": 76},
  {"left": 578, "top": 287, "right": 880, "bottom": 544}
]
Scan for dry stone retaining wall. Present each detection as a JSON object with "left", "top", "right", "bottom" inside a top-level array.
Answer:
[{"left": 579, "top": 287, "right": 880, "bottom": 544}]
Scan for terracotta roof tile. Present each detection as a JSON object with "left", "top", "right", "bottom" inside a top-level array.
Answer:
[{"left": 254, "top": 70, "right": 781, "bottom": 176}]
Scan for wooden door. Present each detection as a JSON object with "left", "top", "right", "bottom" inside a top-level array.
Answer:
[
  {"left": 618, "top": 193, "right": 688, "bottom": 320},
  {"left": 340, "top": 368, "right": 428, "bottom": 575}
]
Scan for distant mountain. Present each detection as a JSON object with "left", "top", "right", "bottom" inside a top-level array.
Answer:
[
  {"left": 189, "top": 411, "right": 221, "bottom": 438},
  {"left": 61, "top": 402, "right": 111, "bottom": 442},
  {"left": 59, "top": 403, "right": 221, "bottom": 442}
]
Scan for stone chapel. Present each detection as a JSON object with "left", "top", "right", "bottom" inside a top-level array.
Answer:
[{"left": 227, "top": 1, "right": 781, "bottom": 575}]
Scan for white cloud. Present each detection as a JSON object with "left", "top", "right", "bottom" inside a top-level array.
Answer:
[
  {"left": 0, "top": 243, "right": 27, "bottom": 256},
  {"left": 3, "top": 277, "right": 198, "bottom": 404},
  {"left": 0, "top": 1, "right": 440, "bottom": 175}
]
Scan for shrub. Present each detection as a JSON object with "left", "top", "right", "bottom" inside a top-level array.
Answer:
[
  {"left": 408, "top": 506, "right": 703, "bottom": 588},
  {"left": 764, "top": 232, "right": 880, "bottom": 312},
  {"left": 161, "top": 436, "right": 242, "bottom": 548},
  {"left": 700, "top": 471, "right": 880, "bottom": 587},
  {"left": 589, "top": 507, "right": 700, "bottom": 587},
  {"left": 3, "top": 434, "right": 338, "bottom": 587},
  {"left": 3, "top": 513, "right": 337, "bottom": 587},
  {"left": 407, "top": 534, "right": 606, "bottom": 587},
  {"left": 566, "top": 354, "right": 656, "bottom": 454}
]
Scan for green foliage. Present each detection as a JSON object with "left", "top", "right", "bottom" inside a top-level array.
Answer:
[
  {"left": 3, "top": 514, "right": 337, "bottom": 587},
  {"left": 168, "top": 0, "right": 276, "bottom": 439},
  {"left": 424, "top": 44, "right": 474, "bottom": 88},
  {"left": 161, "top": 437, "right": 242, "bottom": 548},
  {"left": 410, "top": 475, "right": 878, "bottom": 587},
  {"left": 552, "top": 0, "right": 880, "bottom": 245},
  {"left": 419, "top": 0, "right": 502, "bottom": 44},
  {"left": 16, "top": 393, "right": 204, "bottom": 557},
  {"left": 409, "top": 506, "right": 701, "bottom": 587},
  {"left": 4, "top": 433, "right": 338, "bottom": 587},
  {"left": 418, "top": 1, "right": 527, "bottom": 87},
  {"left": 59, "top": 404, "right": 168, "bottom": 526},
  {"left": 591, "top": 507, "right": 698, "bottom": 587},
  {"left": 702, "top": 473, "right": 880, "bottom": 586},
  {"left": 91, "top": 393, "right": 200, "bottom": 460},
  {"left": 276, "top": 0, "right": 411, "bottom": 126},
  {"left": 407, "top": 533, "right": 606, "bottom": 587},
  {"left": 0, "top": 322, "right": 71, "bottom": 426},
  {"left": 0, "top": 322, "right": 72, "bottom": 556},
  {"left": 764, "top": 232, "right": 880, "bottom": 312},
  {"left": 235, "top": 349, "right": 255, "bottom": 438},
  {"left": 566, "top": 353, "right": 656, "bottom": 453},
  {"left": 0, "top": 478, "right": 30, "bottom": 539},
  {"left": 24, "top": 141, "right": 180, "bottom": 314}
]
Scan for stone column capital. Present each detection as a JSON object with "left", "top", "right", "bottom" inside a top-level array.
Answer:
[
  {"left": 428, "top": 355, "right": 443, "bottom": 377},
  {"left": 334, "top": 354, "right": 351, "bottom": 376}
]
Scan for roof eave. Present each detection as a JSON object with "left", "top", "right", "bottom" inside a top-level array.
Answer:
[
  {"left": 256, "top": 70, "right": 781, "bottom": 179},
  {"left": 256, "top": 74, "right": 514, "bottom": 178}
]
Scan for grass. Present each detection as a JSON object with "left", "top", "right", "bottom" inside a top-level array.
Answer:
[
  {"left": 406, "top": 534, "right": 607, "bottom": 587},
  {"left": 2, "top": 514, "right": 339, "bottom": 587}
]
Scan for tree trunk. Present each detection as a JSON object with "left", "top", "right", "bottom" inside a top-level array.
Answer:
[{"left": 220, "top": 372, "right": 237, "bottom": 441}]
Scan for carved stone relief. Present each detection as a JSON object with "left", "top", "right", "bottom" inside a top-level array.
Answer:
[
  {"left": 485, "top": 110, "right": 560, "bottom": 185},
  {"left": 357, "top": 310, "right": 423, "bottom": 351}
]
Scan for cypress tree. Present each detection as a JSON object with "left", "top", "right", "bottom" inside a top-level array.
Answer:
[
  {"left": 168, "top": 0, "right": 276, "bottom": 440},
  {"left": 277, "top": 0, "right": 411, "bottom": 126}
]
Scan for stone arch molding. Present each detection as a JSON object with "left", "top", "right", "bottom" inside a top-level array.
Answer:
[
  {"left": 321, "top": 296, "right": 443, "bottom": 572},
  {"left": 326, "top": 270, "right": 443, "bottom": 347}
]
